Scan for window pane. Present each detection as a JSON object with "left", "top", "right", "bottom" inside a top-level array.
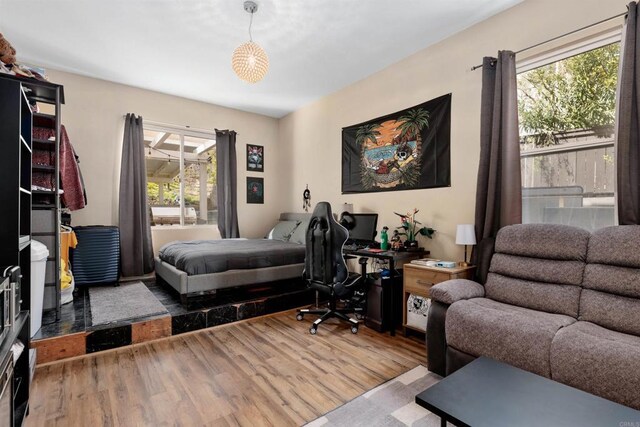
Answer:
[
  {"left": 144, "top": 129, "right": 217, "bottom": 226},
  {"left": 517, "top": 43, "right": 619, "bottom": 231},
  {"left": 183, "top": 136, "right": 217, "bottom": 225}
]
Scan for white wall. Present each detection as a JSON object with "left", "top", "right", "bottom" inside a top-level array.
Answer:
[
  {"left": 278, "top": 0, "right": 627, "bottom": 261},
  {"left": 45, "top": 70, "right": 283, "bottom": 245}
]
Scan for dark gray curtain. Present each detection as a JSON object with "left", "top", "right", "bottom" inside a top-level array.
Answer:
[
  {"left": 216, "top": 129, "right": 240, "bottom": 238},
  {"left": 617, "top": 2, "right": 640, "bottom": 225},
  {"left": 119, "top": 113, "right": 154, "bottom": 276},
  {"left": 472, "top": 51, "right": 521, "bottom": 280}
]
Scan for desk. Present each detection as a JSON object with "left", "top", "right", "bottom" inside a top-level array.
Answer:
[{"left": 343, "top": 248, "right": 427, "bottom": 336}]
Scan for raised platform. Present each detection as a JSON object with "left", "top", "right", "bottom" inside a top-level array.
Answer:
[{"left": 31, "top": 278, "right": 314, "bottom": 364}]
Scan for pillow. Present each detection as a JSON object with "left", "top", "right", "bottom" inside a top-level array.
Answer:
[
  {"left": 289, "top": 220, "right": 310, "bottom": 245},
  {"left": 267, "top": 220, "right": 300, "bottom": 242}
]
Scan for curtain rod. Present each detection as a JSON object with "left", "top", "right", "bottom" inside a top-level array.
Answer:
[{"left": 470, "top": 9, "right": 627, "bottom": 71}]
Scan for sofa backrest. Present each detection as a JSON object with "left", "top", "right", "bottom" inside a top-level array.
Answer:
[
  {"left": 485, "top": 224, "right": 590, "bottom": 318},
  {"left": 580, "top": 225, "right": 640, "bottom": 336}
]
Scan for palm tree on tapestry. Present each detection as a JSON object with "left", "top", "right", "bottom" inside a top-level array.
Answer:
[
  {"left": 355, "top": 123, "right": 381, "bottom": 189},
  {"left": 355, "top": 123, "right": 381, "bottom": 155},
  {"left": 396, "top": 108, "right": 430, "bottom": 155}
]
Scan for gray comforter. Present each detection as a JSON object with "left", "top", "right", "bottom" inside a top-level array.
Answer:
[{"left": 158, "top": 239, "right": 306, "bottom": 276}]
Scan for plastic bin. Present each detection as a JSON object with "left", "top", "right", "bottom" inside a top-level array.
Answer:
[{"left": 30, "top": 240, "right": 49, "bottom": 337}]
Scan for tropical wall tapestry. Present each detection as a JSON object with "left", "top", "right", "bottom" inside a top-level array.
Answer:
[{"left": 341, "top": 93, "right": 451, "bottom": 194}]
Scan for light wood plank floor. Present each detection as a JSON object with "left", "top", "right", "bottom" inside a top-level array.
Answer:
[{"left": 27, "top": 309, "right": 426, "bottom": 426}]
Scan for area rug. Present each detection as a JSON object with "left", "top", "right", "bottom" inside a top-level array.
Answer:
[
  {"left": 89, "top": 281, "right": 168, "bottom": 326},
  {"left": 305, "top": 365, "right": 444, "bottom": 427}
]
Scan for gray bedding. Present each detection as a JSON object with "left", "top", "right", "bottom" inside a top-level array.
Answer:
[{"left": 158, "top": 239, "right": 306, "bottom": 276}]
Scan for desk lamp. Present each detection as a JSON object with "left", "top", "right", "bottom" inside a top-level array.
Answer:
[{"left": 456, "top": 224, "right": 476, "bottom": 266}]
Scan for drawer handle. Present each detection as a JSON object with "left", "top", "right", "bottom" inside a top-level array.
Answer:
[{"left": 416, "top": 280, "right": 434, "bottom": 286}]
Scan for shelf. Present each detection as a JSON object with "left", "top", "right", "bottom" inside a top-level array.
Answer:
[
  {"left": 32, "top": 204, "right": 57, "bottom": 210},
  {"left": 0, "top": 73, "right": 66, "bottom": 104},
  {"left": 0, "top": 312, "right": 28, "bottom": 360},
  {"left": 20, "top": 135, "right": 31, "bottom": 153},
  {"left": 403, "top": 324, "right": 426, "bottom": 333},
  {"left": 32, "top": 164, "right": 55, "bottom": 172},
  {"left": 33, "top": 112, "right": 56, "bottom": 128},
  {"left": 19, "top": 187, "right": 31, "bottom": 195},
  {"left": 33, "top": 137, "right": 55, "bottom": 147},
  {"left": 19, "top": 235, "right": 30, "bottom": 251},
  {"left": 32, "top": 189, "right": 56, "bottom": 195}
]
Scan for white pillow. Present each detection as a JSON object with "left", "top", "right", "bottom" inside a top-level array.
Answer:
[
  {"left": 267, "top": 220, "right": 300, "bottom": 241},
  {"left": 289, "top": 220, "right": 310, "bottom": 245}
]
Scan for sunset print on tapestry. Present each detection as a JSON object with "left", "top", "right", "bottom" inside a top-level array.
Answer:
[{"left": 342, "top": 94, "right": 451, "bottom": 194}]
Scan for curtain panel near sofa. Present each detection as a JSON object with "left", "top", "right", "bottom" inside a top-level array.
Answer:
[
  {"left": 472, "top": 52, "right": 522, "bottom": 282},
  {"left": 617, "top": 1, "right": 640, "bottom": 225},
  {"left": 119, "top": 113, "right": 154, "bottom": 276},
  {"left": 216, "top": 129, "right": 240, "bottom": 238}
]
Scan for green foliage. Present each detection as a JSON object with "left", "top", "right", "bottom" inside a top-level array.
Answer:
[
  {"left": 355, "top": 123, "right": 381, "bottom": 151},
  {"left": 396, "top": 108, "right": 430, "bottom": 140},
  {"left": 146, "top": 156, "right": 217, "bottom": 207},
  {"left": 393, "top": 209, "right": 435, "bottom": 241},
  {"left": 361, "top": 167, "right": 376, "bottom": 190},
  {"left": 399, "top": 161, "right": 420, "bottom": 187},
  {"left": 517, "top": 43, "right": 619, "bottom": 146}
]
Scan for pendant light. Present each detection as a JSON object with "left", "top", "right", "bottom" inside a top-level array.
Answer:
[{"left": 232, "top": 1, "right": 269, "bottom": 83}]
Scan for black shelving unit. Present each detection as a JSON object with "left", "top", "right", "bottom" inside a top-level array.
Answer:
[
  {"left": 16, "top": 76, "right": 65, "bottom": 322},
  {"left": 0, "top": 75, "right": 33, "bottom": 426}
]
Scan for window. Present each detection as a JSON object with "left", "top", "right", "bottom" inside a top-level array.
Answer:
[
  {"left": 517, "top": 37, "right": 620, "bottom": 231},
  {"left": 144, "top": 124, "right": 217, "bottom": 226}
]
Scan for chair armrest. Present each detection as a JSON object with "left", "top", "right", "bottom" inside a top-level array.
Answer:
[{"left": 429, "top": 279, "right": 484, "bottom": 305}]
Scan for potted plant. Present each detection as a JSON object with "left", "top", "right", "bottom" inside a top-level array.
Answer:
[{"left": 394, "top": 209, "right": 435, "bottom": 249}]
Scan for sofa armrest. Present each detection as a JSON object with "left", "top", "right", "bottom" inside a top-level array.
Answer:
[{"left": 429, "top": 279, "right": 484, "bottom": 305}]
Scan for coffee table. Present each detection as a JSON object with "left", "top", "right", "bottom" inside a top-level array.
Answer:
[{"left": 415, "top": 356, "right": 640, "bottom": 427}]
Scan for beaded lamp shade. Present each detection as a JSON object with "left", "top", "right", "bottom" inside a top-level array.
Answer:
[
  {"left": 232, "top": 1, "right": 268, "bottom": 84},
  {"left": 232, "top": 41, "right": 269, "bottom": 84}
]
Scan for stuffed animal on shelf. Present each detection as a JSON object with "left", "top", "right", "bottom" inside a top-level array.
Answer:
[{"left": 0, "top": 33, "right": 16, "bottom": 65}]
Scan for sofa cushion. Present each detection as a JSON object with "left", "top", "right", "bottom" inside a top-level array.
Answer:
[
  {"left": 581, "top": 225, "right": 640, "bottom": 336},
  {"left": 429, "top": 279, "right": 484, "bottom": 305},
  {"left": 446, "top": 298, "right": 575, "bottom": 377},
  {"left": 495, "top": 223, "right": 590, "bottom": 261},
  {"left": 550, "top": 321, "right": 640, "bottom": 410},
  {"left": 485, "top": 273, "right": 581, "bottom": 317},
  {"left": 587, "top": 225, "right": 640, "bottom": 267},
  {"left": 484, "top": 224, "right": 589, "bottom": 317}
]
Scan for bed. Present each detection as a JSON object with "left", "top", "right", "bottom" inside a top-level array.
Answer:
[{"left": 154, "top": 213, "right": 311, "bottom": 300}]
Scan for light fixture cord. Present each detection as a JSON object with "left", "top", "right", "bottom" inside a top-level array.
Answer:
[{"left": 248, "top": 11, "right": 254, "bottom": 42}]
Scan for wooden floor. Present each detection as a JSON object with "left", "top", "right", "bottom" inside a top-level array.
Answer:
[{"left": 27, "top": 309, "right": 426, "bottom": 426}]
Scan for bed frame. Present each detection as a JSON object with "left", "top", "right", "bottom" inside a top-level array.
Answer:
[{"left": 154, "top": 212, "right": 311, "bottom": 302}]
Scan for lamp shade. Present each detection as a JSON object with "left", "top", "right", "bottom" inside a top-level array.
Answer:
[
  {"left": 232, "top": 41, "right": 269, "bottom": 83},
  {"left": 456, "top": 224, "right": 476, "bottom": 245}
]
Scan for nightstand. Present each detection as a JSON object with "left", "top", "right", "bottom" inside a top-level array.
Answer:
[{"left": 402, "top": 263, "right": 476, "bottom": 334}]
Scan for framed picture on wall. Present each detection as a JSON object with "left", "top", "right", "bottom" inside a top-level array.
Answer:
[
  {"left": 247, "top": 177, "right": 264, "bottom": 204},
  {"left": 341, "top": 93, "right": 451, "bottom": 194},
  {"left": 246, "top": 144, "right": 264, "bottom": 172}
]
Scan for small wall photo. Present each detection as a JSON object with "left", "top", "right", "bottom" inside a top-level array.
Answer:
[
  {"left": 247, "top": 177, "right": 264, "bottom": 204},
  {"left": 247, "top": 144, "right": 264, "bottom": 172}
]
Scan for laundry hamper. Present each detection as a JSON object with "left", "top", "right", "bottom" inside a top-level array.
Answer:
[{"left": 70, "top": 226, "right": 120, "bottom": 285}]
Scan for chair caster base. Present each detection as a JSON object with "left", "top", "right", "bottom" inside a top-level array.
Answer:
[
  {"left": 310, "top": 327, "right": 317, "bottom": 335},
  {"left": 351, "top": 325, "right": 358, "bottom": 334},
  {"left": 296, "top": 313, "right": 304, "bottom": 321}
]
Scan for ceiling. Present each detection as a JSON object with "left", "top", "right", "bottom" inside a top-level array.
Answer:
[{"left": 0, "top": 0, "right": 522, "bottom": 118}]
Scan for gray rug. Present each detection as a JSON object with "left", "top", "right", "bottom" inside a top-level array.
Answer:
[
  {"left": 305, "top": 365, "right": 446, "bottom": 427},
  {"left": 89, "top": 281, "right": 168, "bottom": 326}
]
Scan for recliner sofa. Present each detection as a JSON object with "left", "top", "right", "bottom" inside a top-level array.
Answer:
[{"left": 427, "top": 224, "right": 640, "bottom": 410}]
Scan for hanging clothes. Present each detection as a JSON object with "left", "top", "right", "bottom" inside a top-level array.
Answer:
[{"left": 33, "top": 125, "right": 86, "bottom": 210}]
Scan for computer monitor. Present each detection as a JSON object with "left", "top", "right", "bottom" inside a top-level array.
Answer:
[{"left": 348, "top": 213, "right": 378, "bottom": 243}]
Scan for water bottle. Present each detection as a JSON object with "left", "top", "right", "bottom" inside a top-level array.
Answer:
[{"left": 380, "top": 226, "right": 389, "bottom": 250}]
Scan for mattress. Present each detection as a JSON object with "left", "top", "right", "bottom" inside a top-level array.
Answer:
[{"left": 158, "top": 239, "right": 306, "bottom": 276}]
